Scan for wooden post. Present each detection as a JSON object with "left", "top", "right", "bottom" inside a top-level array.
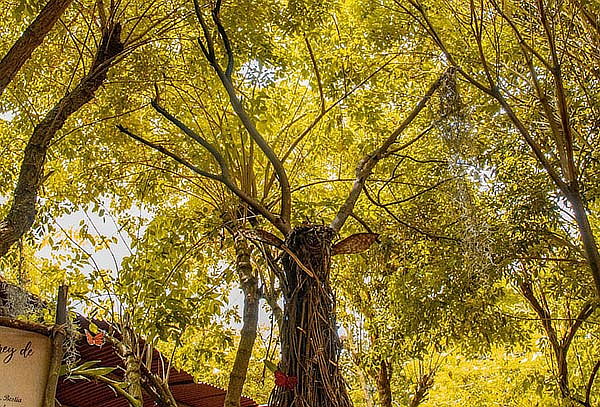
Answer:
[{"left": 42, "top": 285, "right": 68, "bottom": 407}]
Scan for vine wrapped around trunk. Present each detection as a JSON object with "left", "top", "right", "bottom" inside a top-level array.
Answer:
[{"left": 269, "top": 225, "right": 352, "bottom": 407}]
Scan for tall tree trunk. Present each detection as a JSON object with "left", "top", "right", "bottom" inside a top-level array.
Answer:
[
  {"left": 374, "top": 360, "right": 392, "bottom": 407},
  {"left": 0, "top": 0, "right": 74, "bottom": 96},
  {"left": 269, "top": 225, "right": 352, "bottom": 407},
  {"left": 224, "top": 235, "right": 259, "bottom": 407},
  {"left": 121, "top": 327, "right": 144, "bottom": 407},
  {"left": 0, "top": 24, "right": 123, "bottom": 258},
  {"left": 565, "top": 189, "right": 600, "bottom": 296}
]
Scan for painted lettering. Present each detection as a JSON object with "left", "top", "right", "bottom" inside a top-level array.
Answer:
[
  {"left": 0, "top": 346, "right": 17, "bottom": 364},
  {"left": 19, "top": 341, "right": 33, "bottom": 359}
]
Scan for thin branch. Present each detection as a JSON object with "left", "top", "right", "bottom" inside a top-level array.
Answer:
[
  {"left": 304, "top": 34, "right": 325, "bottom": 113},
  {"left": 211, "top": 53, "right": 291, "bottom": 233},
  {"left": 330, "top": 72, "right": 447, "bottom": 232},
  {"left": 350, "top": 212, "right": 376, "bottom": 235},
  {"left": 212, "top": 0, "right": 234, "bottom": 78},
  {"left": 377, "top": 176, "right": 459, "bottom": 207},
  {"left": 116, "top": 125, "right": 286, "bottom": 234},
  {"left": 585, "top": 359, "right": 600, "bottom": 406},
  {"left": 362, "top": 185, "right": 460, "bottom": 242},
  {"left": 562, "top": 300, "right": 598, "bottom": 351},
  {"left": 192, "top": 0, "right": 214, "bottom": 60},
  {"left": 115, "top": 125, "right": 222, "bottom": 182},
  {"left": 150, "top": 100, "right": 230, "bottom": 178},
  {"left": 281, "top": 55, "right": 398, "bottom": 163}
]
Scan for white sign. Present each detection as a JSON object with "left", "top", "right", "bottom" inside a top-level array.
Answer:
[{"left": 0, "top": 326, "right": 52, "bottom": 407}]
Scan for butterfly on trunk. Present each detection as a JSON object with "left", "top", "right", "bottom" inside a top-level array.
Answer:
[{"left": 274, "top": 370, "right": 297, "bottom": 390}]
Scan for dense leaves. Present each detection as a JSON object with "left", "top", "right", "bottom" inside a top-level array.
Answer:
[{"left": 1, "top": 0, "right": 600, "bottom": 406}]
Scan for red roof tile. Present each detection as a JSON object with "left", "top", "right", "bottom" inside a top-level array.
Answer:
[{"left": 56, "top": 317, "right": 257, "bottom": 407}]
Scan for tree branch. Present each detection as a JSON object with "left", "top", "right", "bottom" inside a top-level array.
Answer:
[
  {"left": 0, "top": 0, "right": 74, "bottom": 96},
  {"left": 116, "top": 125, "right": 287, "bottom": 234},
  {"left": 304, "top": 34, "right": 325, "bottom": 113},
  {"left": 0, "top": 23, "right": 124, "bottom": 258},
  {"left": 585, "top": 359, "right": 600, "bottom": 406},
  {"left": 329, "top": 72, "right": 447, "bottom": 232},
  {"left": 115, "top": 125, "right": 222, "bottom": 182},
  {"left": 191, "top": 5, "right": 291, "bottom": 233}
]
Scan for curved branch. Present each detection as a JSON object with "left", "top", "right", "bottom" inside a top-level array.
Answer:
[
  {"left": 213, "top": 64, "right": 291, "bottom": 232},
  {"left": 212, "top": 1, "right": 234, "bottom": 78},
  {"left": 585, "top": 359, "right": 600, "bottom": 406},
  {"left": 562, "top": 300, "right": 598, "bottom": 351},
  {"left": 151, "top": 100, "right": 231, "bottom": 179},
  {"left": 0, "top": 23, "right": 124, "bottom": 258},
  {"left": 0, "top": 0, "right": 74, "bottom": 96},
  {"left": 115, "top": 125, "right": 222, "bottom": 182},
  {"left": 191, "top": 6, "right": 291, "bottom": 232},
  {"left": 304, "top": 34, "right": 325, "bottom": 113},
  {"left": 117, "top": 125, "right": 287, "bottom": 234}
]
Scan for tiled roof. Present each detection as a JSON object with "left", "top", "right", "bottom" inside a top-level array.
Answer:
[{"left": 56, "top": 317, "right": 257, "bottom": 407}]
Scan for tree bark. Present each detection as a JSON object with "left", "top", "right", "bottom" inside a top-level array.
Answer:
[
  {"left": 0, "top": 24, "right": 123, "bottom": 258},
  {"left": 374, "top": 360, "right": 392, "bottom": 407},
  {"left": 408, "top": 369, "right": 435, "bottom": 407},
  {"left": 121, "top": 327, "right": 143, "bottom": 407},
  {"left": 565, "top": 189, "right": 600, "bottom": 296},
  {"left": 139, "top": 359, "right": 179, "bottom": 407},
  {"left": 224, "top": 235, "right": 259, "bottom": 407},
  {"left": 269, "top": 225, "right": 353, "bottom": 407},
  {"left": 0, "top": 0, "right": 74, "bottom": 96}
]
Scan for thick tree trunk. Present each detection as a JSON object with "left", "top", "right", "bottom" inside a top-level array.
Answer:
[
  {"left": 269, "top": 225, "right": 352, "bottom": 407},
  {"left": 0, "top": 0, "right": 74, "bottom": 96},
  {"left": 224, "top": 235, "right": 259, "bottom": 407},
  {"left": 0, "top": 24, "right": 123, "bottom": 258},
  {"left": 374, "top": 360, "right": 392, "bottom": 407}
]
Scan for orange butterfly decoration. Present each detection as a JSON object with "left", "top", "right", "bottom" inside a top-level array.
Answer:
[{"left": 85, "top": 330, "right": 105, "bottom": 346}]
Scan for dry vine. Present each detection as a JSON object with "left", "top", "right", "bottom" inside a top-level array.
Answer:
[{"left": 268, "top": 225, "right": 352, "bottom": 407}]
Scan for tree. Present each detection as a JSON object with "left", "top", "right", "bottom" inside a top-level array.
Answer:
[
  {"left": 115, "top": 1, "right": 452, "bottom": 405},
  {"left": 0, "top": 1, "right": 126, "bottom": 257},
  {"left": 398, "top": 0, "right": 600, "bottom": 297}
]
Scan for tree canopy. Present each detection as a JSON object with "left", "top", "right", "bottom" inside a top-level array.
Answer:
[{"left": 1, "top": 0, "right": 600, "bottom": 406}]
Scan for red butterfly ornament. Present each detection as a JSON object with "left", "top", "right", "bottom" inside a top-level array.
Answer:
[
  {"left": 85, "top": 330, "right": 105, "bottom": 346},
  {"left": 274, "top": 370, "right": 297, "bottom": 390}
]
